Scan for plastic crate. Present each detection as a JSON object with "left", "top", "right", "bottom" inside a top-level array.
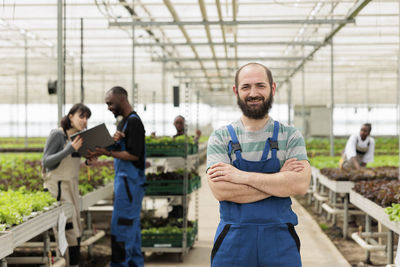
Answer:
[
  {"left": 145, "top": 176, "right": 201, "bottom": 196},
  {"left": 141, "top": 221, "right": 198, "bottom": 248},
  {"left": 146, "top": 143, "right": 198, "bottom": 157}
]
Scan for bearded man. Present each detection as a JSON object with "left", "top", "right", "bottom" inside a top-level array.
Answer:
[{"left": 206, "top": 63, "right": 311, "bottom": 267}]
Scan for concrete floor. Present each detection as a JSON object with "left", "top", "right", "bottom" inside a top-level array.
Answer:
[{"left": 145, "top": 163, "right": 351, "bottom": 267}]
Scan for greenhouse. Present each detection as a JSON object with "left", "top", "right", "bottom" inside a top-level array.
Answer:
[{"left": 1, "top": 0, "right": 400, "bottom": 266}]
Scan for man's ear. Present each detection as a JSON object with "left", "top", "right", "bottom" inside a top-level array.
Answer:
[
  {"left": 271, "top": 82, "right": 276, "bottom": 96},
  {"left": 233, "top": 86, "right": 238, "bottom": 96}
]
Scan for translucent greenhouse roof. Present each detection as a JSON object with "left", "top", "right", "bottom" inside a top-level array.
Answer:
[{"left": 0, "top": 0, "right": 399, "bottom": 106}]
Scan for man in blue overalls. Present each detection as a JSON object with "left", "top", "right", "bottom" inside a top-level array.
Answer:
[
  {"left": 91, "top": 86, "right": 145, "bottom": 266},
  {"left": 207, "top": 63, "right": 311, "bottom": 266}
]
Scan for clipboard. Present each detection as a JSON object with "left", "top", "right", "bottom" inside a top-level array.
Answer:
[{"left": 70, "top": 123, "right": 115, "bottom": 157}]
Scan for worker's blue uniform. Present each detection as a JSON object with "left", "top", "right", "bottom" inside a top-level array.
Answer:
[
  {"left": 211, "top": 121, "right": 301, "bottom": 267},
  {"left": 111, "top": 114, "right": 145, "bottom": 267}
]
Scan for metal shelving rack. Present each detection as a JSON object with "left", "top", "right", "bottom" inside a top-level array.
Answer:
[{"left": 141, "top": 82, "right": 199, "bottom": 261}]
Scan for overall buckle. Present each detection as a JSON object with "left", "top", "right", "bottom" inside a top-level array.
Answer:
[
  {"left": 231, "top": 143, "right": 242, "bottom": 152},
  {"left": 269, "top": 140, "right": 279, "bottom": 150}
]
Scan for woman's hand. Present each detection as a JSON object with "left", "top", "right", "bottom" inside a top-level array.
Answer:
[{"left": 71, "top": 135, "right": 83, "bottom": 151}]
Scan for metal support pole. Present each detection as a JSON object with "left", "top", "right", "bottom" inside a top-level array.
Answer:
[
  {"left": 43, "top": 230, "right": 52, "bottom": 266},
  {"left": 387, "top": 230, "right": 394, "bottom": 264},
  {"left": 101, "top": 70, "right": 105, "bottom": 104},
  {"left": 397, "top": 1, "right": 400, "bottom": 180},
  {"left": 71, "top": 58, "right": 75, "bottom": 103},
  {"left": 162, "top": 59, "right": 166, "bottom": 135},
  {"left": 80, "top": 17, "right": 84, "bottom": 103},
  {"left": 318, "top": 185, "right": 324, "bottom": 214},
  {"left": 366, "top": 71, "right": 370, "bottom": 121},
  {"left": 182, "top": 82, "right": 190, "bottom": 257},
  {"left": 131, "top": 13, "right": 136, "bottom": 109},
  {"left": 63, "top": 0, "right": 66, "bottom": 106},
  {"left": 195, "top": 89, "right": 200, "bottom": 171},
  {"left": 0, "top": 259, "right": 7, "bottom": 267},
  {"left": 365, "top": 215, "right": 371, "bottom": 263},
  {"left": 86, "top": 211, "right": 93, "bottom": 259},
  {"left": 287, "top": 81, "right": 292, "bottom": 125},
  {"left": 327, "top": 190, "right": 332, "bottom": 221},
  {"left": 15, "top": 73, "right": 20, "bottom": 138},
  {"left": 314, "top": 182, "right": 319, "bottom": 211},
  {"left": 152, "top": 91, "right": 156, "bottom": 133},
  {"left": 196, "top": 90, "right": 200, "bottom": 131},
  {"left": 329, "top": 38, "right": 335, "bottom": 157},
  {"left": 24, "top": 36, "right": 28, "bottom": 148},
  {"left": 307, "top": 174, "right": 312, "bottom": 205},
  {"left": 332, "top": 192, "right": 337, "bottom": 226},
  {"left": 343, "top": 194, "right": 348, "bottom": 239},
  {"left": 301, "top": 46, "right": 306, "bottom": 136},
  {"left": 57, "top": 0, "right": 64, "bottom": 125}
]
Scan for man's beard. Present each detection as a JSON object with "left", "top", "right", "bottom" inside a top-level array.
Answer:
[
  {"left": 113, "top": 105, "right": 122, "bottom": 118},
  {"left": 237, "top": 91, "right": 273, "bottom": 119}
]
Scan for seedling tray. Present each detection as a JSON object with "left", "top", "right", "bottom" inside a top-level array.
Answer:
[
  {"left": 141, "top": 221, "right": 198, "bottom": 248},
  {"left": 145, "top": 176, "right": 201, "bottom": 196},
  {"left": 146, "top": 143, "right": 198, "bottom": 157}
]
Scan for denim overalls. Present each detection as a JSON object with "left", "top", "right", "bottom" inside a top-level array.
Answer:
[
  {"left": 111, "top": 114, "right": 145, "bottom": 267},
  {"left": 211, "top": 121, "right": 301, "bottom": 267}
]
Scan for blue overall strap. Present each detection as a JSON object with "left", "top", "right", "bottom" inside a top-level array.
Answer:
[
  {"left": 122, "top": 113, "right": 140, "bottom": 132},
  {"left": 270, "top": 121, "right": 280, "bottom": 159},
  {"left": 261, "top": 120, "right": 280, "bottom": 160},
  {"left": 226, "top": 125, "right": 242, "bottom": 162}
]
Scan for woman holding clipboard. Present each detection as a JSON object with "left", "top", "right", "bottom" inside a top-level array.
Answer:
[{"left": 42, "top": 103, "right": 92, "bottom": 267}]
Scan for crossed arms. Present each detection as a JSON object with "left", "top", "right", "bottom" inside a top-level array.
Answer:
[{"left": 207, "top": 158, "right": 311, "bottom": 204}]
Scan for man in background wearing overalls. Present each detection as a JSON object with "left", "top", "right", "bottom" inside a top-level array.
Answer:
[
  {"left": 206, "top": 63, "right": 311, "bottom": 267},
  {"left": 91, "top": 86, "right": 146, "bottom": 266}
]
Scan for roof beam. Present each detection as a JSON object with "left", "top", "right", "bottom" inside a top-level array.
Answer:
[
  {"left": 198, "top": 0, "right": 222, "bottom": 84},
  {"left": 163, "top": 0, "right": 212, "bottom": 88},
  {"left": 165, "top": 67, "right": 295, "bottom": 72},
  {"left": 154, "top": 56, "right": 305, "bottom": 62},
  {"left": 109, "top": 18, "right": 354, "bottom": 27},
  {"left": 232, "top": 0, "right": 238, "bottom": 69},
  {"left": 174, "top": 75, "right": 289, "bottom": 80},
  {"left": 134, "top": 41, "right": 322, "bottom": 46},
  {"left": 0, "top": 1, "right": 366, "bottom": 8},
  {"left": 0, "top": 41, "right": 322, "bottom": 48},
  {"left": 283, "top": 0, "right": 373, "bottom": 84},
  {"left": 215, "top": 0, "right": 228, "bottom": 59}
]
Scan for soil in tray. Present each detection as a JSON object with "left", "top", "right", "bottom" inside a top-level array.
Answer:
[{"left": 320, "top": 167, "right": 398, "bottom": 182}]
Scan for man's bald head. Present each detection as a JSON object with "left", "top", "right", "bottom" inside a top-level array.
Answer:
[{"left": 107, "top": 86, "right": 128, "bottom": 99}]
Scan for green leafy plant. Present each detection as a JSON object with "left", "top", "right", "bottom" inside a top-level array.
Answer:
[
  {"left": 0, "top": 188, "right": 56, "bottom": 228},
  {"left": 385, "top": 203, "right": 400, "bottom": 222}
]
